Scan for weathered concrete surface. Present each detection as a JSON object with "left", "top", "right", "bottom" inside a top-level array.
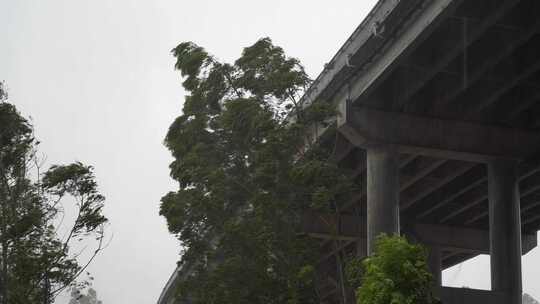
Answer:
[
  {"left": 489, "top": 160, "right": 523, "bottom": 304},
  {"left": 435, "top": 286, "right": 508, "bottom": 304},
  {"left": 366, "top": 146, "right": 400, "bottom": 254},
  {"left": 300, "top": 213, "right": 537, "bottom": 255},
  {"left": 338, "top": 106, "right": 540, "bottom": 162},
  {"left": 427, "top": 245, "right": 442, "bottom": 286}
]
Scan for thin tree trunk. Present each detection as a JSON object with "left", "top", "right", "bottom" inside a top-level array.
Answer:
[
  {"left": 43, "top": 276, "right": 50, "bottom": 304},
  {"left": 0, "top": 194, "right": 7, "bottom": 304},
  {"left": 1, "top": 240, "right": 8, "bottom": 304},
  {"left": 0, "top": 167, "right": 7, "bottom": 304},
  {"left": 0, "top": 259, "right": 3, "bottom": 304}
]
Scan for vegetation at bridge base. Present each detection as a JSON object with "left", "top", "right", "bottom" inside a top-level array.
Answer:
[
  {"left": 160, "top": 38, "right": 357, "bottom": 303},
  {"left": 0, "top": 82, "right": 109, "bottom": 304},
  {"left": 348, "top": 235, "right": 440, "bottom": 304}
]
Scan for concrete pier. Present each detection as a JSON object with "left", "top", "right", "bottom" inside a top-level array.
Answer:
[
  {"left": 366, "top": 146, "right": 400, "bottom": 254},
  {"left": 427, "top": 245, "right": 442, "bottom": 286},
  {"left": 294, "top": 0, "right": 540, "bottom": 302},
  {"left": 489, "top": 160, "right": 522, "bottom": 304}
]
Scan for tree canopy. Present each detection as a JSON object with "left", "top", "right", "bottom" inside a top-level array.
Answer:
[
  {"left": 160, "top": 38, "right": 355, "bottom": 303},
  {"left": 0, "top": 82, "right": 108, "bottom": 304},
  {"left": 352, "top": 235, "right": 440, "bottom": 304}
]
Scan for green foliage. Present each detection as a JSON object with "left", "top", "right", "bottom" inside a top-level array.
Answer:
[
  {"left": 161, "top": 38, "right": 354, "bottom": 303},
  {"left": 0, "top": 82, "right": 6, "bottom": 102},
  {"left": 345, "top": 256, "right": 363, "bottom": 289},
  {"left": 0, "top": 83, "right": 108, "bottom": 304},
  {"left": 69, "top": 287, "right": 103, "bottom": 304},
  {"left": 354, "top": 235, "right": 440, "bottom": 304},
  {"left": 235, "top": 38, "right": 310, "bottom": 102},
  {"left": 43, "top": 163, "right": 107, "bottom": 233}
]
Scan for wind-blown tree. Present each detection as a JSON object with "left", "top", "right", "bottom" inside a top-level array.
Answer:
[
  {"left": 160, "top": 38, "right": 355, "bottom": 303},
  {"left": 0, "top": 83, "right": 108, "bottom": 304}
]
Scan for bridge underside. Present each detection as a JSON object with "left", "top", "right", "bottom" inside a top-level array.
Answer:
[{"left": 298, "top": 0, "right": 540, "bottom": 303}]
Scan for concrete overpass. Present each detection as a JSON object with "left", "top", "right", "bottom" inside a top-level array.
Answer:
[
  {"left": 298, "top": 0, "right": 540, "bottom": 303},
  {"left": 157, "top": 264, "right": 192, "bottom": 304},
  {"left": 158, "top": 0, "right": 540, "bottom": 303}
]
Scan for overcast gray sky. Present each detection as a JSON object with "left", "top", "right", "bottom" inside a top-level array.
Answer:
[{"left": 1, "top": 1, "right": 539, "bottom": 303}]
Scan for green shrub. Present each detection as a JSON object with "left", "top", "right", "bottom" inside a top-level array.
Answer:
[{"left": 355, "top": 235, "right": 440, "bottom": 304}]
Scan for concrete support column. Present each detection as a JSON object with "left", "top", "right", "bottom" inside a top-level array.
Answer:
[
  {"left": 356, "top": 239, "right": 367, "bottom": 258},
  {"left": 488, "top": 160, "right": 522, "bottom": 304},
  {"left": 366, "top": 146, "right": 400, "bottom": 254},
  {"left": 427, "top": 245, "right": 442, "bottom": 286}
]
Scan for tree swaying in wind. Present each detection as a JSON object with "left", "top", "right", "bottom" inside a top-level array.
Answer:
[
  {"left": 0, "top": 82, "right": 108, "bottom": 304},
  {"left": 160, "top": 38, "right": 356, "bottom": 304}
]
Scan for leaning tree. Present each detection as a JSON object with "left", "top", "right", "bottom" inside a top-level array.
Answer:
[
  {"left": 160, "top": 38, "right": 356, "bottom": 304},
  {"left": 0, "top": 82, "right": 109, "bottom": 304}
]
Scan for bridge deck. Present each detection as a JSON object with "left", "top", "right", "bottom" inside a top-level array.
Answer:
[{"left": 301, "top": 0, "right": 540, "bottom": 302}]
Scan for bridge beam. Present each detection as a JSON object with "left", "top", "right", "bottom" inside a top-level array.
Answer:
[
  {"left": 338, "top": 105, "right": 540, "bottom": 162},
  {"left": 300, "top": 213, "right": 537, "bottom": 256},
  {"left": 435, "top": 286, "right": 508, "bottom": 304}
]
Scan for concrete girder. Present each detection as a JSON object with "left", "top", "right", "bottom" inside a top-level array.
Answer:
[
  {"left": 418, "top": 1, "right": 540, "bottom": 117},
  {"left": 460, "top": 170, "right": 540, "bottom": 225},
  {"left": 338, "top": 106, "right": 540, "bottom": 162},
  {"left": 331, "top": 0, "right": 460, "bottom": 111},
  {"left": 434, "top": 287, "right": 508, "bottom": 304},
  {"left": 416, "top": 166, "right": 486, "bottom": 220},
  {"left": 400, "top": 161, "right": 476, "bottom": 210},
  {"left": 413, "top": 223, "right": 536, "bottom": 256},
  {"left": 389, "top": 0, "right": 526, "bottom": 112},
  {"left": 300, "top": 212, "right": 537, "bottom": 255},
  {"left": 420, "top": 156, "right": 540, "bottom": 224}
]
